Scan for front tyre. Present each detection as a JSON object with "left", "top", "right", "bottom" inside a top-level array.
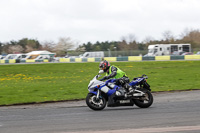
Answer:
[
  {"left": 86, "top": 93, "right": 107, "bottom": 110},
  {"left": 133, "top": 90, "right": 153, "bottom": 108}
]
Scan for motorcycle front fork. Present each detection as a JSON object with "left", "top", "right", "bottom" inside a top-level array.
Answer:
[{"left": 96, "top": 89, "right": 100, "bottom": 99}]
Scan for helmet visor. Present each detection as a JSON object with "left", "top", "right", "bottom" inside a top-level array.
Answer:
[{"left": 99, "top": 61, "right": 105, "bottom": 70}]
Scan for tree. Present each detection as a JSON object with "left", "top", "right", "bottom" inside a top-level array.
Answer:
[
  {"left": 76, "top": 46, "right": 85, "bottom": 52},
  {"left": 179, "top": 29, "right": 200, "bottom": 48},
  {"left": 83, "top": 42, "right": 93, "bottom": 51},
  {"left": 2, "top": 43, "right": 10, "bottom": 54},
  {"left": 41, "top": 41, "right": 56, "bottom": 52},
  {"left": 9, "top": 40, "right": 18, "bottom": 46},
  {"left": 120, "top": 34, "right": 138, "bottom": 50},
  {"left": 121, "top": 34, "right": 137, "bottom": 44},
  {"left": 17, "top": 38, "right": 41, "bottom": 53},
  {"left": 0, "top": 42, "right": 2, "bottom": 54},
  {"left": 142, "top": 36, "right": 155, "bottom": 48},
  {"left": 93, "top": 41, "right": 101, "bottom": 51},
  {"left": 118, "top": 40, "right": 129, "bottom": 50},
  {"left": 8, "top": 45, "right": 24, "bottom": 54},
  {"left": 25, "top": 45, "right": 36, "bottom": 53},
  {"left": 162, "top": 30, "right": 175, "bottom": 43},
  {"left": 54, "top": 37, "right": 75, "bottom": 55},
  {"left": 129, "top": 41, "right": 138, "bottom": 50}
]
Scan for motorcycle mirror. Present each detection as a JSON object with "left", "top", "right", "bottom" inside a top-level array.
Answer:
[
  {"left": 98, "top": 70, "right": 104, "bottom": 74},
  {"left": 96, "top": 75, "right": 101, "bottom": 79}
]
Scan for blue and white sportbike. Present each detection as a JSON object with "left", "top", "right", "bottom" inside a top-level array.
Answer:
[{"left": 86, "top": 70, "right": 153, "bottom": 110}]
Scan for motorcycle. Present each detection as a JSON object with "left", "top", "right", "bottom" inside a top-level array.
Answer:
[{"left": 86, "top": 70, "right": 153, "bottom": 110}]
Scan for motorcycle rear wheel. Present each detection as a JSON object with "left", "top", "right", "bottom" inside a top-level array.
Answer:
[
  {"left": 86, "top": 93, "right": 107, "bottom": 110},
  {"left": 133, "top": 90, "right": 153, "bottom": 108}
]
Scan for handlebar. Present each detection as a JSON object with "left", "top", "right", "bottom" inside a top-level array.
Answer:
[{"left": 142, "top": 74, "right": 148, "bottom": 79}]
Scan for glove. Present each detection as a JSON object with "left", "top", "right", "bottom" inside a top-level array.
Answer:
[{"left": 100, "top": 76, "right": 108, "bottom": 81}]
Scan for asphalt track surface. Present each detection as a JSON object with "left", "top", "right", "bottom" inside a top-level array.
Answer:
[{"left": 0, "top": 90, "right": 200, "bottom": 133}]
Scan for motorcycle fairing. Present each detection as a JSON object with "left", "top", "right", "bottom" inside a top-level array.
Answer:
[{"left": 129, "top": 78, "right": 144, "bottom": 86}]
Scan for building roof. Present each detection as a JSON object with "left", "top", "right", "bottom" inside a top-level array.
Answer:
[{"left": 27, "top": 50, "right": 55, "bottom": 55}]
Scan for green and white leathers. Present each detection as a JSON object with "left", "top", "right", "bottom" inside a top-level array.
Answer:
[{"left": 106, "top": 65, "right": 127, "bottom": 79}]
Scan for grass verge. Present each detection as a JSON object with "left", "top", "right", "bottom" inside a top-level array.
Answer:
[{"left": 0, "top": 60, "right": 200, "bottom": 105}]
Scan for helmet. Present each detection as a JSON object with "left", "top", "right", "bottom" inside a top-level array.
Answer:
[{"left": 99, "top": 60, "right": 110, "bottom": 72}]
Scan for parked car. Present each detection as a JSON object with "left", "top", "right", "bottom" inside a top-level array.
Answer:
[
  {"left": 65, "top": 51, "right": 104, "bottom": 58},
  {"left": 64, "top": 55, "right": 79, "bottom": 58},
  {"left": 181, "top": 52, "right": 193, "bottom": 55},
  {"left": 34, "top": 55, "right": 50, "bottom": 61},
  {"left": 0, "top": 55, "right": 6, "bottom": 59},
  {"left": 196, "top": 51, "right": 200, "bottom": 55},
  {"left": 53, "top": 57, "right": 61, "bottom": 62},
  {"left": 171, "top": 51, "right": 185, "bottom": 56}
]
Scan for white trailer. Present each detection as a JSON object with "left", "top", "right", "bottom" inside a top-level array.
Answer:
[{"left": 146, "top": 44, "right": 191, "bottom": 56}]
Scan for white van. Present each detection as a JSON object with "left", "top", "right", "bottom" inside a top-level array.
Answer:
[
  {"left": 4, "top": 54, "right": 27, "bottom": 60},
  {"left": 3, "top": 54, "right": 27, "bottom": 63},
  {"left": 22, "top": 54, "right": 50, "bottom": 60},
  {"left": 79, "top": 51, "right": 104, "bottom": 58}
]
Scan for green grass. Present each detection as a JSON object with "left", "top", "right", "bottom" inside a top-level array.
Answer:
[{"left": 0, "top": 60, "right": 200, "bottom": 105}]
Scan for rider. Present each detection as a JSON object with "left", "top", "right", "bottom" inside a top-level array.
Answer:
[{"left": 99, "top": 60, "right": 133, "bottom": 94}]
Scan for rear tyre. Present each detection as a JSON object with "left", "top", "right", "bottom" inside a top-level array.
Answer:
[
  {"left": 133, "top": 90, "right": 153, "bottom": 108},
  {"left": 86, "top": 93, "right": 107, "bottom": 110}
]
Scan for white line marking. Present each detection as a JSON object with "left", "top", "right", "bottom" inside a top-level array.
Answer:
[{"left": 60, "top": 125, "right": 200, "bottom": 133}]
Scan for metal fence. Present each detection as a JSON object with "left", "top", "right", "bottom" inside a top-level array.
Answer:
[
  {"left": 67, "top": 48, "right": 200, "bottom": 57},
  {"left": 67, "top": 50, "right": 148, "bottom": 57}
]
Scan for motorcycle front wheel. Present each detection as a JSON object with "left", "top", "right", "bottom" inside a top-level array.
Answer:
[
  {"left": 133, "top": 90, "right": 153, "bottom": 108},
  {"left": 86, "top": 93, "right": 107, "bottom": 110}
]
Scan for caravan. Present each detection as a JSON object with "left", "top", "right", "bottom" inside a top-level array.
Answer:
[{"left": 146, "top": 44, "right": 191, "bottom": 56}]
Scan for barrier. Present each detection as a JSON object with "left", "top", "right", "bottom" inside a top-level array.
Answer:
[
  {"left": 185, "top": 55, "right": 200, "bottom": 60},
  {"left": 43, "top": 59, "right": 49, "bottom": 62},
  {"left": 142, "top": 56, "right": 155, "bottom": 61},
  {"left": 155, "top": 56, "right": 170, "bottom": 61},
  {"left": 104, "top": 57, "right": 117, "bottom": 62},
  {"left": 75, "top": 58, "right": 82, "bottom": 62},
  {"left": 0, "top": 60, "right": 5, "bottom": 63},
  {"left": 170, "top": 55, "right": 184, "bottom": 60},
  {"left": 60, "top": 58, "right": 70, "bottom": 62},
  {"left": 26, "top": 59, "right": 35, "bottom": 63},
  {"left": 128, "top": 56, "right": 142, "bottom": 61},
  {"left": 82, "top": 58, "right": 88, "bottom": 62},
  {"left": 58, "top": 55, "right": 200, "bottom": 63},
  {"left": 9, "top": 59, "right": 16, "bottom": 63},
  {"left": 87, "top": 58, "right": 95, "bottom": 62},
  {"left": 117, "top": 56, "right": 128, "bottom": 61},
  {"left": 1, "top": 55, "right": 200, "bottom": 64}
]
